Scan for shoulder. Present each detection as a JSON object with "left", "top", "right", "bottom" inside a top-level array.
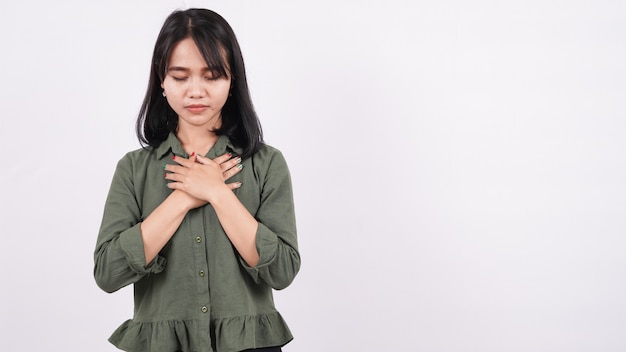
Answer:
[
  {"left": 250, "top": 143, "right": 289, "bottom": 169},
  {"left": 244, "top": 144, "right": 291, "bottom": 190},
  {"left": 114, "top": 146, "right": 158, "bottom": 174},
  {"left": 120, "top": 145, "right": 157, "bottom": 162},
  {"left": 247, "top": 143, "right": 293, "bottom": 186}
]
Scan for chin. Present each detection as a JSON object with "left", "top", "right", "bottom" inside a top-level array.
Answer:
[{"left": 180, "top": 116, "right": 221, "bottom": 129}]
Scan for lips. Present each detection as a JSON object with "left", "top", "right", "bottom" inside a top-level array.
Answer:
[{"left": 185, "top": 104, "right": 208, "bottom": 113}]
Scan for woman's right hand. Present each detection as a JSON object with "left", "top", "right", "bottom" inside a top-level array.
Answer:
[
  {"left": 167, "top": 152, "right": 243, "bottom": 210},
  {"left": 213, "top": 152, "right": 243, "bottom": 189}
]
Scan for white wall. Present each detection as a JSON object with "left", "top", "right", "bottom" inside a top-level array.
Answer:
[{"left": 1, "top": 1, "right": 625, "bottom": 351}]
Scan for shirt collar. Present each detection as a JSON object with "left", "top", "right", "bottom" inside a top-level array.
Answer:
[{"left": 155, "top": 132, "right": 243, "bottom": 159}]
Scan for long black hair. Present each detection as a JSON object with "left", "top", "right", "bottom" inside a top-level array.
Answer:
[{"left": 136, "top": 8, "right": 263, "bottom": 159}]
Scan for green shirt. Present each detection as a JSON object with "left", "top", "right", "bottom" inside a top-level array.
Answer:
[{"left": 94, "top": 133, "right": 300, "bottom": 352}]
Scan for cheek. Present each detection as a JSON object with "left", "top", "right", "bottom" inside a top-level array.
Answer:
[
  {"left": 212, "top": 85, "right": 230, "bottom": 102},
  {"left": 162, "top": 77, "right": 182, "bottom": 92},
  {"left": 221, "top": 79, "right": 232, "bottom": 94}
]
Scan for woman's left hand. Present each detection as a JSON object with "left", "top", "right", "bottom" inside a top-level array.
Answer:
[{"left": 165, "top": 153, "right": 242, "bottom": 203}]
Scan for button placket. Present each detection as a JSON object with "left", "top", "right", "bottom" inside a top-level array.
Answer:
[{"left": 187, "top": 209, "right": 210, "bottom": 324}]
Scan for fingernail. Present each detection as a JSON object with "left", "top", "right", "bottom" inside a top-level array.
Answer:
[
  {"left": 234, "top": 182, "right": 242, "bottom": 188},
  {"left": 237, "top": 164, "right": 243, "bottom": 170},
  {"left": 227, "top": 153, "right": 232, "bottom": 158},
  {"left": 235, "top": 157, "right": 242, "bottom": 163},
  {"left": 172, "top": 155, "right": 176, "bottom": 160},
  {"left": 190, "top": 152, "right": 195, "bottom": 157},
  {"left": 163, "top": 164, "right": 167, "bottom": 170}
]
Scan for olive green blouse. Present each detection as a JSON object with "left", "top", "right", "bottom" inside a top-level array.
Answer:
[{"left": 94, "top": 133, "right": 300, "bottom": 352}]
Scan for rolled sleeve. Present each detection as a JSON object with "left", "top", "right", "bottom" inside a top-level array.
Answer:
[
  {"left": 119, "top": 223, "right": 167, "bottom": 275},
  {"left": 95, "top": 223, "right": 167, "bottom": 293},
  {"left": 238, "top": 148, "right": 300, "bottom": 290},
  {"left": 94, "top": 153, "right": 166, "bottom": 293}
]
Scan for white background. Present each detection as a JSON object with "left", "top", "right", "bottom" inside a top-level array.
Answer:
[{"left": 1, "top": 1, "right": 625, "bottom": 351}]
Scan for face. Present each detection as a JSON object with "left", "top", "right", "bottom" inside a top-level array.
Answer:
[{"left": 161, "top": 37, "right": 231, "bottom": 131}]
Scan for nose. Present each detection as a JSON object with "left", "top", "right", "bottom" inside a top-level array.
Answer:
[{"left": 187, "top": 77, "right": 205, "bottom": 98}]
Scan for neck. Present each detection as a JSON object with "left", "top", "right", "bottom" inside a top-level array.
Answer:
[{"left": 175, "top": 125, "right": 220, "bottom": 157}]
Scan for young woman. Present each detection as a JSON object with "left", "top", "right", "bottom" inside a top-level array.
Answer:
[{"left": 94, "top": 8, "right": 300, "bottom": 352}]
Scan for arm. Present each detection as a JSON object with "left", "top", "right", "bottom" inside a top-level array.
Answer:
[
  {"left": 94, "top": 152, "right": 241, "bottom": 293},
  {"left": 139, "top": 190, "right": 201, "bottom": 265},
  {"left": 208, "top": 186, "right": 261, "bottom": 266},
  {"left": 165, "top": 149, "right": 300, "bottom": 289},
  {"left": 241, "top": 150, "right": 300, "bottom": 290},
  {"left": 94, "top": 154, "right": 161, "bottom": 293},
  {"left": 165, "top": 153, "right": 259, "bottom": 266},
  {"left": 144, "top": 153, "right": 241, "bottom": 264}
]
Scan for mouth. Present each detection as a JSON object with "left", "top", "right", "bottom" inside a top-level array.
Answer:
[{"left": 185, "top": 104, "right": 209, "bottom": 113}]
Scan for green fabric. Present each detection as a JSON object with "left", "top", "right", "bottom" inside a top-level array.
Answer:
[{"left": 94, "top": 133, "right": 300, "bottom": 352}]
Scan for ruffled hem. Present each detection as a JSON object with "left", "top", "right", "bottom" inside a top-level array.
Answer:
[
  {"left": 109, "top": 319, "right": 200, "bottom": 352},
  {"left": 214, "top": 311, "right": 293, "bottom": 352},
  {"left": 109, "top": 312, "right": 292, "bottom": 352}
]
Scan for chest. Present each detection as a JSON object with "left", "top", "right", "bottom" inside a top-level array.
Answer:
[{"left": 132, "top": 158, "right": 263, "bottom": 220}]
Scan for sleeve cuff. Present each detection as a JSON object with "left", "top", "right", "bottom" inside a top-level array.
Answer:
[
  {"left": 119, "top": 223, "right": 167, "bottom": 275},
  {"left": 239, "top": 223, "right": 279, "bottom": 282}
]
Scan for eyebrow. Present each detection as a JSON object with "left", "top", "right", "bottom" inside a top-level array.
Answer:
[{"left": 167, "top": 66, "right": 212, "bottom": 73}]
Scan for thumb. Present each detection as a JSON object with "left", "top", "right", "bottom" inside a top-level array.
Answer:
[{"left": 194, "top": 154, "right": 211, "bottom": 165}]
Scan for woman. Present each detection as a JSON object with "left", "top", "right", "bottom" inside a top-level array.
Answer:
[{"left": 94, "top": 8, "right": 300, "bottom": 352}]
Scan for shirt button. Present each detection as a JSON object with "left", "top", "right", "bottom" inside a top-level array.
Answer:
[
  {"left": 195, "top": 236, "right": 202, "bottom": 243},
  {"left": 199, "top": 270, "right": 205, "bottom": 277},
  {"left": 201, "top": 306, "right": 208, "bottom": 313}
]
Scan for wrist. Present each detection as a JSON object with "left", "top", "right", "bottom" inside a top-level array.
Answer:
[
  {"left": 207, "top": 184, "right": 234, "bottom": 206},
  {"left": 169, "top": 190, "right": 197, "bottom": 213}
]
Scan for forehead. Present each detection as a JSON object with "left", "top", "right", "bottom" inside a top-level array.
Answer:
[
  {"left": 168, "top": 38, "right": 207, "bottom": 67},
  {"left": 167, "top": 37, "right": 229, "bottom": 71}
]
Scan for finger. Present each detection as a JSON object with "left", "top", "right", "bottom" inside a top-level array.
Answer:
[
  {"left": 226, "top": 182, "right": 242, "bottom": 190},
  {"left": 166, "top": 181, "right": 189, "bottom": 192},
  {"left": 213, "top": 152, "right": 234, "bottom": 165},
  {"left": 220, "top": 155, "right": 242, "bottom": 172},
  {"left": 164, "top": 171, "right": 185, "bottom": 183},
  {"left": 194, "top": 154, "right": 219, "bottom": 166},
  {"left": 164, "top": 164, "right": 187, "bottom": 175},
  {"left": 171, "top": 154, "right": 195, "bottom": 168},
  {"left": 222, "top": 163, "right": 243, "bottom": 180}
]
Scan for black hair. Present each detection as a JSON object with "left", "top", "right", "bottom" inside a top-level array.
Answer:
[{"left": 136, "top": 8, "right": 263, "bottom": 159}]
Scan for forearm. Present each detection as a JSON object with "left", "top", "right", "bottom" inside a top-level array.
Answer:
[
  {"left": 140, "top": 190, "right": 190, "bottom": 265},
  {"left": 210, "top": 186, "right": 260, "bottom": 267}
]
